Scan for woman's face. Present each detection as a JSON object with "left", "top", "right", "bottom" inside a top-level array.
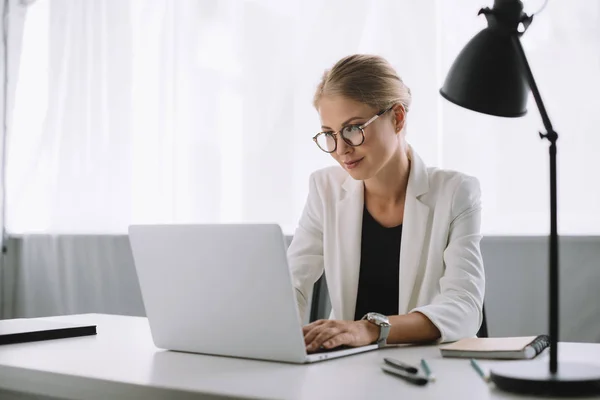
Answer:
[{"left": 317, "top": 96, "right": 403, "bottom": 181}]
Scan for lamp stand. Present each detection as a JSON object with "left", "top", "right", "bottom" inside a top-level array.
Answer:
[{"left": 488, "top": 15, "right": 600, "bottom": 398}]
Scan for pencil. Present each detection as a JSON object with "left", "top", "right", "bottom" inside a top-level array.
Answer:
[
  {"left": 470, "top": 359, "right": 490, "bottom": 382},
  {"left": 420, "top": 359, "right": 436, "bottom": 382}
]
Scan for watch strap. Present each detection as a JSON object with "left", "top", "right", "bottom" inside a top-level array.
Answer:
[{"left": 377, "top": 323, "right": 391, "bottom": 347}]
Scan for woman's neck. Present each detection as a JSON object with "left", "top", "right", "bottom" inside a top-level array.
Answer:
[{"left": 364, "top": 148, "right": 411, "bottom": 206}]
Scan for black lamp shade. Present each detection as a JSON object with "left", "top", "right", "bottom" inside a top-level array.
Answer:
[{"left": 440, "top": 27, "right": 528, "bottom": 117}]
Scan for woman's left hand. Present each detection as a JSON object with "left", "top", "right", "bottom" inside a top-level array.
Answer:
[{"left": 302, "top": 319, "right": 379, "bottom": 353}]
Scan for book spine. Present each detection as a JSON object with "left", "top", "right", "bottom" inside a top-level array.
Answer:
[{"left": 531, "top": 335, "right": 551, "bottom": 355}]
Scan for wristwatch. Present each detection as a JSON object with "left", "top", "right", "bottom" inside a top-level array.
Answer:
[{"left": 361, "top": 312, "right": 391, "bottom": 347}]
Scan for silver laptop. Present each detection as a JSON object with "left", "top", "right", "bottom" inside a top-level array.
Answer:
[{"left": 128, "top": 223, "right": 378, "bottom": 364}]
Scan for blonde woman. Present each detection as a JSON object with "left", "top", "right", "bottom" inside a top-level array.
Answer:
[{"left": 288, "top": 54, "right": 485, "bottom": 353}]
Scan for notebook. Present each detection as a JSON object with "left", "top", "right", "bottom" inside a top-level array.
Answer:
[
  {"left": 439, "top": 335, "right": 550, "bottom": 360},
  {"left": 0, "top": 319, "right": 97, "bottom": 345}
]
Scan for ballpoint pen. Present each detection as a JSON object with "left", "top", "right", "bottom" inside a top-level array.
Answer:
[
  {"left": 383, "top": 357, "right": 419, "bottom": 374},
  {"left": 420, "top": 359, "right": 436, "bottom": 382},
  {"left": 470, "top": 359, "right": 490, "bottom": 382},
  {"left": 381, "top": 366, "right": 429, "bottom": 386}
]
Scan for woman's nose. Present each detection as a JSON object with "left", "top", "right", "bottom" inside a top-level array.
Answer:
[{"left": 335, "top": 135, "right": 351, "bottom": 156}]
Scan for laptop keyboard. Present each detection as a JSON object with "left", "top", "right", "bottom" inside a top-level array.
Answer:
[{"left": 310, "top": 345, "right": 353, "bottom": 354}]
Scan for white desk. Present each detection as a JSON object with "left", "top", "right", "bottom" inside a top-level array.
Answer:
[{"left": 0, "top": 314, "right": 599, "bottom": 399}]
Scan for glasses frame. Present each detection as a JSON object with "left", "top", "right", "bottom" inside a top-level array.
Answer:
[{"left": 313, "top": 105, "right": 396, "bottom": 153}]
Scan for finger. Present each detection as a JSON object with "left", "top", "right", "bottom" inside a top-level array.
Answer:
[
  {"left": 304, "top": 322, "right": 331, "bottom": 345},
  {"left": 307, "top": 327, "right": 340, "bottom": 352},
  {"left": 322, "top": 332, "right": 354, "bottom": 349},
  {"left": 303, "top": 320, "right": 334, "bottom": 342},
  {"left": 304, "top": 320, "right": 339, "bottom": 345},
  {"left": 302, "top": 319, "right": 326, "bottom": 334}
]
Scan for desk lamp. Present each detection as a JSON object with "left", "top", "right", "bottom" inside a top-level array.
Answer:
[{"left": 440, "top": 0, "right": 600, "bottom": 395}]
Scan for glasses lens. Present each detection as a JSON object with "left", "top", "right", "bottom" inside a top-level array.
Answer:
[
  {"left": 316, "top": 133, "right": 336, "bottom": 153},
  {"left": 341, "top": 125, "right": 364, "bottom": 146}
]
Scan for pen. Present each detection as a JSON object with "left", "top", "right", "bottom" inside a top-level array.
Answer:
[
  {"left": 470, "top": 359, "right": 490, "bottom": 382},
  {"left": 381, "top": 366, "right": 429, "bottom": 386},
  {"left": 383, "top": 357, "right": 419, "bottom": 374},
  {"left": 420, "top": 359, "right": 436, "bottom": 382}
]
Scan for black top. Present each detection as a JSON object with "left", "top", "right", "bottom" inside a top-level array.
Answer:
[{"left": 353, "top": 205, "right": 402, "bottom": 321}]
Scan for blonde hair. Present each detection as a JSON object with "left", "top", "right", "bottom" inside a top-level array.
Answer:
[{"left": 313, "top": 54, "right": 412, "bottom": 113}]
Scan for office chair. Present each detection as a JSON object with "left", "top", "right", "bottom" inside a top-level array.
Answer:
[
  {"left": 310, "top": 275, "right": 489, "bottom": 338},
  {"left": 477, "top": 306, "right": 489, "bottom": 338},
  {"left": 309, "top": 275, "right": 327, "bottom": 323}
]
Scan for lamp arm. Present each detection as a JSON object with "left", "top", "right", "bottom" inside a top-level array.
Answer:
[
  {"left": 511, "top": 35, "right": 556, "bottom": 138},
  {"left": 511, "top": 34, "right": 560, "bottom": 374}
]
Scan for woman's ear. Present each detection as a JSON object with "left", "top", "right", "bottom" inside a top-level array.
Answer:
[{"left": 392, "top": 104, "right": 406, "bottom": 133}]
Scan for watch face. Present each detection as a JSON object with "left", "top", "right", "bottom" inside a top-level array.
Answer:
[{"left": 368, "top": 312, "right": 390, "bottom": 326}]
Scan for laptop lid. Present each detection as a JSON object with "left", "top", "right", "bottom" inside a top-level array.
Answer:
[{"left": 128, "top": 224, "right": 308, "bottom": 363}]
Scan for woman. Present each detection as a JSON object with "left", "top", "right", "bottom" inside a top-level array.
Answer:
[{"left": 288, "top": 54, "right": 485, "bottom": 353}]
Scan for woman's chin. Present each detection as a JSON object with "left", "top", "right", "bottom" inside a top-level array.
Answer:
[{"left": 345, "top": 166, "right": 370, "bottom": 181}]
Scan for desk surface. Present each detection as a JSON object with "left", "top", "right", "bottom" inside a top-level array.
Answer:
[{"left": 0, "top": 314, "right": 599, "bottom": 400}]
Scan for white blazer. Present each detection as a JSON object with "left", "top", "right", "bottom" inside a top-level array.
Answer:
[{"left": 287, "top": 148, "right": 485, "bottom": 343}]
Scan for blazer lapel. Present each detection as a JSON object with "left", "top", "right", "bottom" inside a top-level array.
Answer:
[
  {"left": 334, "top": 176, "right": 364, "bottom": 321},
  {"left": 331, "top": 147, "right": 430, "bottom": 319},
  {"left": 398, "top": 150, "right": 430, "bottom": 314}
]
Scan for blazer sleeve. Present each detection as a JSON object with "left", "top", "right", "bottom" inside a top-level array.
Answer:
[
  {"left": 411, "top": 175, "right": 485, "bottom": 343},
  {"left": 287, "top": 172, "right": 325, "bottom": 323}
]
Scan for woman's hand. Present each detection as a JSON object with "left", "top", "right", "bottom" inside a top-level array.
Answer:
[{"left": 302, "top": 319, "right": 379, "bottom": 353}]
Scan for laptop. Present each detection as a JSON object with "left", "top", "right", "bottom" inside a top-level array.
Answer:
[{"left": 128, "top": 223, "right": 378, "bottom": 364}]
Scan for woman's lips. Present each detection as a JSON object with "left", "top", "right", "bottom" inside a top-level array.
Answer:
[{"left": 344, "top": 157, "right": 364, "bottom": 170}]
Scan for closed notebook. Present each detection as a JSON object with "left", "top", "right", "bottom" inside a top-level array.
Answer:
[
  {"left": 0, "top": 319, "right": 97, "bottom": 345},
  {"left": 439, "top": 335, "right": 550, "bottom": 360}
]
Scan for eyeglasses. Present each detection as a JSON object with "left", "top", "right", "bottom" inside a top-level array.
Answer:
[{"left": 313, "top": 105, "right": 395, "bottom": 153}]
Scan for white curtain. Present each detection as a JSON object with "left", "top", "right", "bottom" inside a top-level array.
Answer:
[
  {"left": 1, "top": 0, "right": 27, "bottom": 319},
  {"left": 4, "top": 0, "right": 429, "bottom": 235},
  {"left": 4, "top": 0, "right": 600, "bottom": 327},
  {"left": 7, "top": 0, "right": 600, "bottom": 236}
]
